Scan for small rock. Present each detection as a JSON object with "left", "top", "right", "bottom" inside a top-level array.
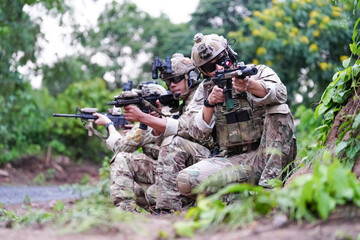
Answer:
[
  {"left": 272, "top": 213, "right": 288, "bottom": 227},
  {"left": 0, "top": 169, "right": 9, "bottom": 177}
]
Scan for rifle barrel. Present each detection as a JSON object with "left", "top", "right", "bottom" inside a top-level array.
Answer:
[{"left": 52, "top": 113, "right": 97, "bottom": 119}]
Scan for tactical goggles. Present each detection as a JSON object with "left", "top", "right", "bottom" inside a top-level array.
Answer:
[
  {"left": 200, "top": 52, "right": 231, "bottom": 73},
  {"left": 164, "top": 74, "right": 185, "bottom": 86}
]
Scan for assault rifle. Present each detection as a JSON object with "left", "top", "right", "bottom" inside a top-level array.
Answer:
[
  {"left": 108, "top": 89, "right": 179, "bottom": 130},
  {"left": 206, "top": 65, "right": 258, "bottom": 111},
  {"left": 53, "top": 107, "right": 129, "bottom": 139}
]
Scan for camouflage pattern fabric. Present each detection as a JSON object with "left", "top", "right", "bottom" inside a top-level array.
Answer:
[
  {"left": 176, "top": 112, "right": 297, "bottom": 195},
  {"left": 141, "top": 84, "right": 214, "bottom": 211},
  {"left": 106, "top": 123, "right": 160, "bottom": 211},
  {"left": 106, "top": 123, "right": 159, "bottom": 159},
  {"left": 147, "top": 135, "right": 211, "bottom": 210},
  {"left": 110, "top": 151, "right": 156, "bottom": 211}
]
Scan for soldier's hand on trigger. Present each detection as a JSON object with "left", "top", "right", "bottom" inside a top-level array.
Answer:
[
  {"left": 123, "top": 105, "right": 144, "bottom": 123},
  {"left": 93, "top": 113, "right": 112, "bottom": 126},
  {"left": 208, "top": 85, "right": 225, "bottom": 105},
  {"left": 233, "top": 76, "right": 250, "bottom": 92},
  {"left": 149, "top": 100, "right": 162, "bottom": 118}
]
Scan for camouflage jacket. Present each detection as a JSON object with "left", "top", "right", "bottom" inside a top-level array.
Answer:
[
  {"left": 193, "top": 64, "right": 291, "bottom": 145},
  {"left": 106, "top": 123, "right": 159, "bottom": 160},
  {"left": 158, "top": 85, "right": 215, "bottom": 149}
]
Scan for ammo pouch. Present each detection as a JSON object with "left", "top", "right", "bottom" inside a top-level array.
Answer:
[{"left": 215, "top": 108, "right": 263, "bottom": 149}]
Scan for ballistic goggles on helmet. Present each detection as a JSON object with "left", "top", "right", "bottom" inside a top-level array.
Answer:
[
  {"left": 164, "top": 74, "right": 185, "bottom": 87},
  {"left": 200, "top": 51, "right": 232, "bottom": 73}
]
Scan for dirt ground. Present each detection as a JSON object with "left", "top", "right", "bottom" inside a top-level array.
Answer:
[{"left": 1, "top": 155, "right": 360, "bottom": 240}]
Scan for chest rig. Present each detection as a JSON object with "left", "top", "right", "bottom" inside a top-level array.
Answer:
[{"left": 205, "top": 83, "right": 265, "bottom": 153}]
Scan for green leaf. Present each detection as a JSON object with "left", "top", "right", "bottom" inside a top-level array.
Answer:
[
  {"left": 54, "top": 200, "right": 65, "bottom": 212},
  {"left": 336, "top": 141, "right": 349, "bottom": 156},
  {"left": 343, "top": 57, "right": 351, "bottom": 68},
  {"left": 315, "top": 103, "right": 330, "bottom": 118},
  {"left": 316, "top": 191, "right": 335, "bottom": 219},
  {"left": 173, "top": 221, "right": 196, "bottom": 238},
  {"left": 322, "top": 87, "right": 334, "bottom": 105},
  {"left": 352, "top": 63, "right": 360, "bottom": 76},
  {"left": 346, "top": 140, "right": 360, "bottom": 160},
  {"left": 352, "top": 113, "right": 360, "bottom": 129},
  {"left": 339, "top": 120, "right": 351, "bottom": 132},
  {"left": 330, "top": 166, "right": 354, "bottom": 200}
]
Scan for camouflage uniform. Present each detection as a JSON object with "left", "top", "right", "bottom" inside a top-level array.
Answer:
[
  {"left": 176, "top": 64, "right": 297, "bottom": 196},
  {"left": 106, "top": 123, "right": 159, "bottom": 211},
  {"left": 147, "top": 85, "right": 213, "bottom": 211}
]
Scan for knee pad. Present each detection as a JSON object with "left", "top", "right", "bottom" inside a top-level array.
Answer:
[{"left": 176, "top": 171, "right": 193, "bottom": 197}]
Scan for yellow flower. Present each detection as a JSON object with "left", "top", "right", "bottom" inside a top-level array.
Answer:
[
  {"left": 307, "top": 19, "right": 317, "bottom": 27},
  {"left": 300, "top": 36, "right": 310, "bottom": 44},
  {"left": 310, "top": 11, "right": 319, "bottom": 19},
  {"left": 274, "top": 21, "right": 283, "bottom": 28},
  {"left": 266, "top": 60, "right": 273, "bottom": 66},
  {"left": 305, "top": 0, "right": 312, "bottom": 3},
  {"left": 332, "top": 8, "right": 341, "bottom": 17},
  {"left": 263, "top": 9, "right": 271, "bottom": 16},
  {"left": 244, "top": 17, "right": 251, "bottom": 22},
  {"left": 252, "top": 59, "right": 259, "bottom": 65},
  {"left": 277, "top": 10, "right": 285, "bottom": 17},
  {"left": 252, "top": 29, "right": 261, "bottom": 36},
  {"left": 332, "top": 6, "right": 342, "bottom": 13},
  {"left": 253, "top": 11, "right": 262, "bottom": 17},
  {"left": 309, "top": 44, "right": 319, "bottom": 52},
  {"left": 272, "top": 0, "right": 278, "bottom": 4},
  {"left": 256, "top": 47, "right": 267, "bottom": 55},
  {"left": 316, "top": 0, "right": 325, "bottom": 6},
  {"left": 320, "top": 62, "right": 327, "bottom": 70},
  {"left": 313, "top": 30, "right": 320, "bottom": 37},
  {"left": 289, "top": 27, "right": 299, "bottom": 37},
  {"left": 322, "top": 16, "right": 331, "bottom": 23},
  {"left": 340, "top": 55, "right": 348, "bottom": 62}
]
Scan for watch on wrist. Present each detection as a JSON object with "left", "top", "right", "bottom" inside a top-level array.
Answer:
[
  {"left": 204, "top": 99, "right": 215, "bottom": 108},
  {"left": 105, "top": 121, "right": 114, "bottom": 131}
]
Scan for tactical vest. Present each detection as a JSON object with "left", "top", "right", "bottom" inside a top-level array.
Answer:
[{"left": 206, "top": 85, "right": 266, "bottom": 153}]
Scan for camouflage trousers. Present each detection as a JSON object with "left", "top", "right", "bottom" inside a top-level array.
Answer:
[
  {"left": 176, "top": 113, "right": 297, "bottom": 196},
  {"left": 110, "top": 151, "right": 156, "bottom": 211},
  {"left": 146, "top": 135, "right": 211, "bottom": 211}
]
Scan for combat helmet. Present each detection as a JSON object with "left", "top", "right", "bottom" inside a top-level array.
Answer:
[
  {"left": 161, "top": 53, "right": 200, "bottom": 89},
  {"left": 191, "top": 33, "right": 238, "bottom": 71},
  {"left": 140, "top": 83, "right": 168, "bottom": 95}
]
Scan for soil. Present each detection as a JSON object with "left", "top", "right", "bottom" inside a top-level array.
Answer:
[{"left": 1, "top": 153, "right": 360, "bottom": 239}]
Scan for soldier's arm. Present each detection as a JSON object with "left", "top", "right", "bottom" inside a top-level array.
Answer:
[
  {"left": 248, "top": 65, "right": 287, "bottom": 106},
  {"left": 123, "top": 105, "right": 167, "bottom": 135}
]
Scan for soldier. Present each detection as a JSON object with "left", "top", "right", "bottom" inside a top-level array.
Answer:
[
  {"left": 123, "top": 53, "right": 213, "bottom": 212},
  {"left": 94, "top": 83, "right": 168, "bottom": 211},
  {"left": 176, "top": 33, "right": 297, "bottom": 197}
]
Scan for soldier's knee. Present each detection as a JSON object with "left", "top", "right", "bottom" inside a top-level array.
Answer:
[{"left": 176, "top": 170, "right": 193, "bottom": 197}]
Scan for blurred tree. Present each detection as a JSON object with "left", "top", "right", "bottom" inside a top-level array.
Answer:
[
  {"left": 73, "top": 0, "right": 195, "bottom": 89},
  {"left": 190, "top": 0, "right": 271, "bottom": 35},
  {"left": 0, "top": 0, "right": 68, "bottom": 164},
  {"left": 41, "top": 55, "right": 106, "bottom": 96},
  {"left": 49, "top": 78, "right": 116, "bottom": 162},
  {"left": 228, "top": 0, "right": 358, "bottom": 107}
]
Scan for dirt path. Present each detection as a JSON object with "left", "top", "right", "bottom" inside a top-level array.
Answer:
[{"left": 0, "top": 186, "right": 87, "bottom": 205}]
